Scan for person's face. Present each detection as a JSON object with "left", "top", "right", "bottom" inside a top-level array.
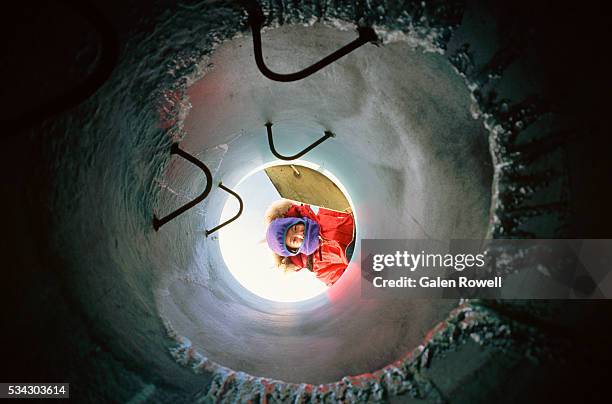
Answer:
[{"left": 285, "top": 223, "right": 305, "bottom": 251}]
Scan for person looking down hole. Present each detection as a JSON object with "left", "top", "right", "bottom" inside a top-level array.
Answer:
[{"left": 265, "top": 199, "right": 355, "bottom": 286}]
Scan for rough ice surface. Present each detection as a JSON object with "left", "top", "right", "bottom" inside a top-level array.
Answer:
[{"left": 166, "top": 301, "right": 560, "bottom": 402}]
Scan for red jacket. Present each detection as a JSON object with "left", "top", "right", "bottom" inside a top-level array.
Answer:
[{"left": 284, "top": 205, "right": 354, "bottom": 286}]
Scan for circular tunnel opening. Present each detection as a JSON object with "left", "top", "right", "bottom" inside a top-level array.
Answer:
[{"left": 218, "top": 160, "right": 357, "bottom": 302}]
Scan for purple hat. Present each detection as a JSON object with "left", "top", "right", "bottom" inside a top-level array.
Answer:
[
  {"left": 299, "top": 217, "right": 321, "bottom": 255},
  {"left": 266, "top": 217, "right": 320, "bottom": 257}
]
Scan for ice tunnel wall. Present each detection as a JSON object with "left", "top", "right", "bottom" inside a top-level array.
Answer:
[
  {"left": 155, "top": 21, "right": 492, "bottom": 384},
  {"left": 5, "top": 0, "right": 608, "bottom": 402}
]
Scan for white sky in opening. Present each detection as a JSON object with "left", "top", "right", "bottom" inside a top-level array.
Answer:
[{"left": 218, "top": 163, "right": 329, "bottom": 302}]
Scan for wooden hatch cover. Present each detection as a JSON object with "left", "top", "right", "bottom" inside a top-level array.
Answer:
[{"left": 264, "top": 165, "right": 350, "bottom": 212}]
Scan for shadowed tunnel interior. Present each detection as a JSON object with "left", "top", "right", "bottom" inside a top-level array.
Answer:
[{"left": 2, "top": 0, "right": 612, "bottom": 402}]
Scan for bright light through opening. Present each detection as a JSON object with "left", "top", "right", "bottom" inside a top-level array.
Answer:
[{"left": 218, "top": 160, "right": 354, "bottom": 302}]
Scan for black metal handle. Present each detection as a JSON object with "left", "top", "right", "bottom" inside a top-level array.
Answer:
[
  {"left": 205, "top": 183, "right": 244, "bottom": 236},
  {"left": 247, "top": 3, "right": 378, "bottom": 82},
  {"left": 153, "top": 144, "right": 213, "bottom": 231},
  {"left": 266, "top": 122, "right": 334, "bottom": 161}
]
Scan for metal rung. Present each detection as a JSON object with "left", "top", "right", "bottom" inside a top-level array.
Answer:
[
  {"left": 247, "top": 2, "right": 378, "bottom": 82},
  {"left": 205, "top": 183, "right": 244, "bottom": 236},
  {"left": 266, "top": 122, "right": 334, "bottom": 161},
  {"left": 153, "top": 144, "right": 213, "bottom": 231}
]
